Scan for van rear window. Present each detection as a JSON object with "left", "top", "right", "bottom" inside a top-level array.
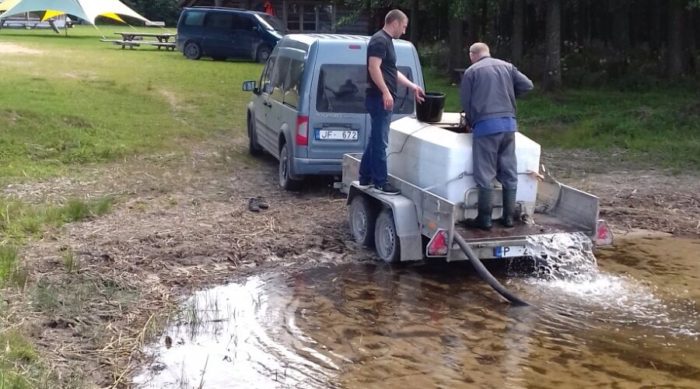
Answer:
[{"left": 316, "top": 65, "right": 414, "bottom": 114}]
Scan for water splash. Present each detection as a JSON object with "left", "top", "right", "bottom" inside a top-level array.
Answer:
[{"left": 515, "top": 233, "right": 700, "bottom": 338}]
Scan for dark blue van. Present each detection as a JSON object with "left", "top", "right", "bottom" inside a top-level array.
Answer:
[{"left": 176, "top": 7, "right": 285, "bottom": 62}]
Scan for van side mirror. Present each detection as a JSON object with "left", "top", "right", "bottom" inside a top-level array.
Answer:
[{"left": 242, "top": 80, "right": 257, "bottom": 92}]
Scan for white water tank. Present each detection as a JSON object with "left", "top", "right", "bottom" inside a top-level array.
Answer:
[{"left": 387, "top": 117, "right": 540, "bottom": 214}]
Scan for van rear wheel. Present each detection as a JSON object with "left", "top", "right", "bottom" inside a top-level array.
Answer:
[
  {"left": 183, "top": 41, "right": 201, "bottom": 60},
  {"left": 279, "top": 143, "right": 301, "bottom": 190}
]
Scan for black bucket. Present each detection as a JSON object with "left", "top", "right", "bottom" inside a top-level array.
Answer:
[{"left": 416, "top": 92, "right": 446, "bottom": 123}]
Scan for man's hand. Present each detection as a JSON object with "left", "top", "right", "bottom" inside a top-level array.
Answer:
[
  {"left": 413, "top": 84, "right": 426, "bottom": 103},
  {"left": 383, "top": 90, "right": 394, "bottom": 111}
]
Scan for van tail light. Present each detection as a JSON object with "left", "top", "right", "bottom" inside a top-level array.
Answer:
[
  {"left": 295, "top": 115, "right": 309, "bottom": 146},
  {"left": 595, "top": 219, "right": 614, "bottom": 246},
  {"left": 427, "top": 229, "right": 449, "bottom": 257}
]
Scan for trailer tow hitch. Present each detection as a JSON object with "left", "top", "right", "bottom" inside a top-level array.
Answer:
[{"left": 453, "top": 234, "right": 530, "bottom": 306}]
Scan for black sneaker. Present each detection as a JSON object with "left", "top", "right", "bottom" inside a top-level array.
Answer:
[
  {"left": 374, "top": 183, "right": 400, "bottom": 195},
  {"left": 248, "top": 198, "right": 260, "bottom": 212},
  {"left": 256, "top": 196, "right": 269, "bottom": 209},
  {"left": 356, "top": 180, "right": 371, "bottom": 189}
]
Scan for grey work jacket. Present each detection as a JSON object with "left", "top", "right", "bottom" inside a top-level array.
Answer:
[{"left": 459, "top": 56, "right": 533, "bottom": 126}]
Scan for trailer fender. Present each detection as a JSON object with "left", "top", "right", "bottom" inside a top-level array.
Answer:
[{"left": 347, "top": 187, "right": 423, "bottom": 261}]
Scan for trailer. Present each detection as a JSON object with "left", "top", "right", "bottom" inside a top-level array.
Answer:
[{"left": 339, "top": 116, "right": 613, "bottom": 265}]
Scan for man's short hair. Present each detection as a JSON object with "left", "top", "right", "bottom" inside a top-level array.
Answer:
[
  {"left": 469, "top": 42, "right": 490, "bottom": 56},
  {"left": 385, "top": 9, "right": 408, "bottom": 25}
]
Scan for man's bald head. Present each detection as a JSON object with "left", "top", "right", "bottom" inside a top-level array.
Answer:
[{"left": 469, "top": 42, "right": 490, "bottom": 63}]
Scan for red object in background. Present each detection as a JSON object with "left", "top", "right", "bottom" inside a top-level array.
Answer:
[{"left": 264, "top": 0, "right": 275, "bottom": 16}]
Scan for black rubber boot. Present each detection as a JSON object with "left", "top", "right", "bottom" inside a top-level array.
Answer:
[
  {"left": 501, "top": 189, "right": 517, "bottom": 228},
  {"left": 465, "top": 188, "right": 493, "bottom": 230}
]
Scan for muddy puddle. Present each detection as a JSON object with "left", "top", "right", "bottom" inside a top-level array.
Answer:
[{"left": 134, "top": 234, "right": 700, "bottom": 388}]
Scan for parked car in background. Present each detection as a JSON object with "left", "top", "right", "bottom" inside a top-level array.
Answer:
[
  {"left": 242, "top": 34, "right": 424, "bottom": 190},
  {"left": 176, "top": 7, "right": 285, "bottom": 62}
]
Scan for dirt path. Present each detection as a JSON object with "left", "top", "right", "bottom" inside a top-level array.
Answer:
[{"left": 2, "top": 137, "right": 699, "bottom": 387}]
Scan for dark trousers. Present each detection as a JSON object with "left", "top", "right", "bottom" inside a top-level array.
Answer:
[
  {"left": 359, "top": 94, "right": 392, "bottom": 186},
  {"left": 473, "top": 131, "right": 518, "bottom": 190}
]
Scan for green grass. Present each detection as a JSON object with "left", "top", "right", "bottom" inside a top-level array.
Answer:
[
  {"left": 0, "top": 197, "right": 114, "bottom": 244},
  {"left": 0, "top": 25, "right": 263, "bottom": 180},
  {"left": 0, "top": 329, "right": 52, "bottom": 389},
  {"left": 0, "top": 246, "right": 19, "bottom": 287},
  {"left": 424, "top": 69, "right": 700, "bottom": 169}
]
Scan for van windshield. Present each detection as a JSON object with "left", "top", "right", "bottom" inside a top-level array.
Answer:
[
  {"left": 255, "top": 13, "right": 287, "bottom": 33},
  {"left": 316, "top": 65, "right": 414, "bottom": 114}
]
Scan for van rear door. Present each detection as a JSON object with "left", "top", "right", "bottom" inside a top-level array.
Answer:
[{"left": 308, "top": 64, "right": 369, "bottom": 161}]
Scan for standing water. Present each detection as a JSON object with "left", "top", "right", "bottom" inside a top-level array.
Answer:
[{"left": 134, "top": 234, "right": 700, "bottom": 388}]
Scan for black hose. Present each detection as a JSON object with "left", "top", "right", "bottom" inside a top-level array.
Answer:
[{"left": 453, "top": 233, "right": 530, "bottom": 306}]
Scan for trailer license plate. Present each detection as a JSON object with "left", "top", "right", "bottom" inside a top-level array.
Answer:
[
  {"left": 316, "top": 129, "right": 358, "bottom": 141},
  {"left": 493, "top": 246, "right": 527, "bottom": 258}
]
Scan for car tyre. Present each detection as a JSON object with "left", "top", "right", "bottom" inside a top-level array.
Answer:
[
  {"left": 349, "top": 196, "right": 377, "bottom": 247},
  {"left": 374, "top": 208, "right": 400, "bottom": 263},
  {"left": 183, "top": 41, "right": 202, "bottom": 60},
  {"left": 248, "top": 114, "right": 264, "bottom": 156},
  {"left": 256, "top": 45, "right": 271, "bottom": 63},
  {"left": 279, "top": 143, "right": 301, "bottom": 190}
]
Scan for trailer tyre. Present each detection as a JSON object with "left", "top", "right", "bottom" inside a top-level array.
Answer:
[
  {"left": 374, "top": 208, "right": 400, "bottom": 263},
  {"left": 349, "top": 196, "right": 377, "bottom": 247}
]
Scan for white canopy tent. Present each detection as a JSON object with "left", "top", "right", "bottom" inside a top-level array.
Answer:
[{"left": 0, "top": 0, "right": 150, "bottom": 25}]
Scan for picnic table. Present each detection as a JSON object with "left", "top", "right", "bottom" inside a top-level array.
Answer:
[{"left": 101, "top": 31, "right": 177, "bottom": 51}]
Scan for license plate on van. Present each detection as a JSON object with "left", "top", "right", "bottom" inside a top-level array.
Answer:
[{"left": 316, "top": 129, "right": 358, "bottom": 141}]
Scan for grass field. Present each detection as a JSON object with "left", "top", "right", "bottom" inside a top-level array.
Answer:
[
  {"left": 1, "top": 26, "right": 699, "bottom": 388},
  {"left": 0, "top": 25, "right": 261, "bottom": 180}
]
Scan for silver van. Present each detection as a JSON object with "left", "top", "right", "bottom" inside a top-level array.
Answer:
[{"left": 242, "top": 34, "right": 424, "bottom": 190}]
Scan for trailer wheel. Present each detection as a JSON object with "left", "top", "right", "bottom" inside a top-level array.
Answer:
[
  {"left": 374, "top": 208, "right": 400, "bottom": 263},
  {"left": 349, "top": 196, "right": 377, "bottom": 247}
]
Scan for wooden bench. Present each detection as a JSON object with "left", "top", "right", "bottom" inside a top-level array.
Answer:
[
  {"left": 100, "top": 39, "right": 175, "bottom": 51},
  {"left": 141, "top": 41, "right": 176, "bottom": 50},
  {"left": 101, "top": 39, "right": 141, "bottom": 49}
]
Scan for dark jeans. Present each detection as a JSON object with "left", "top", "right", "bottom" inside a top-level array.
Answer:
[
  {"left": 473, "top": 131, "right": 518, "bottom": 190},
  {"left": 359, "top": 94, "right": 392, "bottom": 186}
]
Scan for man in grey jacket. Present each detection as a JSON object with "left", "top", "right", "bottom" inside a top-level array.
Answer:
[{"left": 460, "top": 42, "right": 534, "bottom": 230}]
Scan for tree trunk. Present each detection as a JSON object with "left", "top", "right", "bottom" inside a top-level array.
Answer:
[
  {"left": 448, "top": 15, "right": 465, "bottom": 76},
  {"left": 410, "top": 0, "right": 418, "bottom": 41},
  {"left": 667, "top": 0, "right": 684, "bottom": 77},
  {"left": 511, "top": 0, "right": 524, "bottom": 64},
  {"left": 612, "top": 0, "right": 631, "bottom": 50},
  {"left": 543, "top": 0, "right": 561, "bottom": 90}
]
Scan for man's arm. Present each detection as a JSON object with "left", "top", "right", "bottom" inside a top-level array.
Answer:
[
  {"left": 368, "top": 56, "right": 394, "bottom": 110},
  {"left": 513, "top": 67, "right": 534, "bottom": 97},
  {"left": 397, "top": 71, "right": 425, "bottom": 103},
  {"left": 459, "top": 70, "right": 472, "bottom": 125}
]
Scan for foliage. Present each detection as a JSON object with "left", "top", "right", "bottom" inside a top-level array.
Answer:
[
  {"left": 424, "top": 69, "right": 700, "bottom": 169},
  {"left": 121, "top": 0, "right": 181, "bottom": 26}
]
